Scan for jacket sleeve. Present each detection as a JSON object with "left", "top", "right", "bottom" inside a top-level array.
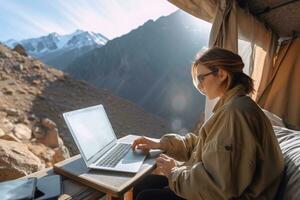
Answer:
[
  {"left": 160, "top": 133, "right": 199, "bottom": 161},
  {"left": 167, "top": 109, "right": 257, "bottom": 200}
]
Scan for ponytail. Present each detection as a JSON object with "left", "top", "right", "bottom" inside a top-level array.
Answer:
[{"left": 230, "top": 72, "right": 254, "bottom": 94}]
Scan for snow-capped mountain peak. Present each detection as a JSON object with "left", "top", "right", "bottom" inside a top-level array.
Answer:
[
  {"left": 65, "top": 30, "right": 108, "bottom": 48},
  {"left": 3, "top": 30, "right": 109, "bottom": 55},
  {"left": 4, "top": 39, "right": 18, "bottom": 47}
]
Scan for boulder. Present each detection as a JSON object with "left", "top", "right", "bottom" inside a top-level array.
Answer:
[
  {"left": 0, "top": 133, "right": 21, "bottom": 142},
  {"left": 32, "top": 61, "right": 43, "bottom": 70},
  {"left": 5, "top": 108, "right": 20, "bottom": 117},
  {"left": 32, "top": 126, "right": 45, "bottom": 139},
  {"left": 22, "top": 119, "right": 31, "bottom": 126},
  {"left": 16, "top": 114, "right": 27, "bottom": 123},
  {"left": 16, "top": 88, "right": 27, "bottom": 94},
  {"left": 41, "top": 118, "right": 57, "bottom": 130},
  {"left": 12, "top": 44, "right": 27, "bottom": 57},
  {"left": 27, "top": 89, "right": 38, "bottom": 95},
  {"left": 15, "top": 55, "right": 25, "bottom": 63},
  {"left": 26, "top": 143, "right": 55, "bottom": 166},
  {"left": 2, "top": 87, "right": 14, "bottom": 95},
  {"left": 0, "top": 118, "right": 14, "bottom": 133},
  {"left": 3, "top": 52, "right": 12, "bottom": 58},
  {"left": 36, "top": 90, "right": 42, "bottom": 95},
  {"left": 0, "top": 139, "right": 44, "bottom": 181},
  {"left": 53, "top": 145, "right": 70, "bottom": 163},
  {"left": 32, "top": 79, "right": 42, "bottom": 85},
  {"left": 38, "top": 128, "right": 60, "bottom": 148},
  {"left": 13, "top": 123, "right": 32, "bottom": 140}
]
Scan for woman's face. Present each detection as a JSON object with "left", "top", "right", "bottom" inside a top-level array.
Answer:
[{"left": 196, "top": 64, "right": 227, "bottom": 99}]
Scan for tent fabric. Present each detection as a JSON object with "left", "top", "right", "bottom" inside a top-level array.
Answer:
[
  {"left": 168, "top": 0, "right": 218, "bottom": 22},
  {"left": 208, "top": 0, "right": 238, "bottom": 52},
  {"left": 168, "top": 0, "right": 278, "bottom": 119},
  {"left": 258, "top": 37, "right": 300, "bottom": 130}
]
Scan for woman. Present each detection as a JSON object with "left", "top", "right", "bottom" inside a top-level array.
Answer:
[{"left": 132, "top": 47, "right": 284, "bottom": 200}]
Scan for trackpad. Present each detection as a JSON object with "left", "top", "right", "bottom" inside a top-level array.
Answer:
[
  {"left": 115, "top": 149, "right": 146, "bottom": 172},
  {"left": 122, "top": 149, "right": 146, "bottom": 163}
]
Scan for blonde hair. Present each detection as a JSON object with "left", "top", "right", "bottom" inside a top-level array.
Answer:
[{"left": 191, "top": 47, "right": 254, "bottom": 94}]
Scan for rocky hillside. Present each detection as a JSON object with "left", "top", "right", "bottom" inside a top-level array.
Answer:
[{"left": 0, "top": 43, "right": 171, "bottom": 181}]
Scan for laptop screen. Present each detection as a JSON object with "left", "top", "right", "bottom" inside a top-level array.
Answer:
[{"left": 64, "top": 105, "right": 116, "bottom": 161}]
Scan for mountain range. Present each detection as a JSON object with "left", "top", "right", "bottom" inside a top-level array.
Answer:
[
  {"left": 66, "top": 11, "right": 209, "bottom": 131},
  {"left": 4, "top": 30, "right": 108, "bottom": 70}
]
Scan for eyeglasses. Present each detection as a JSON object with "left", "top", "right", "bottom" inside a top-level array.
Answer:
[{"left": 197, "top": 68, "right": 219, "bottom": 84}]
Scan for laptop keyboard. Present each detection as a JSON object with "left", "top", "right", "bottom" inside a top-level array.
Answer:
[{"left": 96, "top": 143, "right": 131, "bottom": 168}]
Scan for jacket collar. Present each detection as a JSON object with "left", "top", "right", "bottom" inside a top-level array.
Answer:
[{"left": 212, "top": 85, "right": 247, "bottom": 113}]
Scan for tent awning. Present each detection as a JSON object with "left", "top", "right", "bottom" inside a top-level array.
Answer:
[{"left": 168, "top": 0, "right": 300, "bottom": 37}]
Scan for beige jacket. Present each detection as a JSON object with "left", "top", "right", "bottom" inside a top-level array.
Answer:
[{"left": 160, "top": 85, "right": 284, "bottom": 200}]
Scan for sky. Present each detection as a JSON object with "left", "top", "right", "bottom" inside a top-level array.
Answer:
[{"left": 0, "top": 0, "right": 178, "bottom": 41}]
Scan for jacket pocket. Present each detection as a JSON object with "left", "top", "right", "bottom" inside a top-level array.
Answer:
[{"left": 201, "top": 140, "right": 234, "bottom": 189}]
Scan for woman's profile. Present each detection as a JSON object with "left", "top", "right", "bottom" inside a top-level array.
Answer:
[{"left": 132, "top": 47, "right": 284, "bottom": 200}]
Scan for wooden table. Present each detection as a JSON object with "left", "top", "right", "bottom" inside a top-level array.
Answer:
[{"left": 28, "top": 135, "right": 159, "bottom": 200}]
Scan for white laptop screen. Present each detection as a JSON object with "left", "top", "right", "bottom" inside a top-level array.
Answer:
[{"left": 65, "top": 105, "right": 116, "bottom": 161}]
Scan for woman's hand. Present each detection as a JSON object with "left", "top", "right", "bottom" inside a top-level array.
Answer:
[
  {"left": 155, "top": 154, "right": 176, "bottom": 177},
  {"left": 131, "top": 136, "right": 161, "bottom": 154}
]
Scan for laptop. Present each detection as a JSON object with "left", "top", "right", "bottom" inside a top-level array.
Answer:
[{"left": 63, "top": 104, "right": 147, "bottom": 173}]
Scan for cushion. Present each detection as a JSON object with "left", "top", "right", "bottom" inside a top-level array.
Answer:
[
  {"left": 262, "top": 109, "right": 285, "bottom": 127},
  {"left": 274, "top": 126, "right": 300, "bottom": 200}
]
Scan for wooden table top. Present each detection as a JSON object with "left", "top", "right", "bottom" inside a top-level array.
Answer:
[
  {"left": 53, "top": 135, "right": 159, "bottom": 198},
  {"left": 26, "top": 135, "right": 160, "bottom": 200}
]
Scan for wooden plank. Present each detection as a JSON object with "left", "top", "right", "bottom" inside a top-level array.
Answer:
[
  {"left": 107, "top": 193, "right": 122, "bottom": 200},
  {"left": 54, "top": 135, "right": 159, "bottom": 198},
  {"left": 124, "top": 188, "right": 133, "bottom": 200},
  {"left": 59, "top": 179, "right": 104, "bottom": 200}
]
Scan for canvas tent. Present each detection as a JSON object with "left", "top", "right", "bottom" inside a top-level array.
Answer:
[
  {"left": 168, "top": 0, "right": 300, "bottom": 130},
  {"left": 166, "top": 1, "right": 300, "bottom": 199}
]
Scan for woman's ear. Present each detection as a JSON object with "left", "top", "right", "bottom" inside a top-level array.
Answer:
[{"left": 218, "top": 68, "right": 228, "bottom": 82}]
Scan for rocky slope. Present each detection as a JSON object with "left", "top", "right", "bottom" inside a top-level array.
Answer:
[{"left": 0, "top": 43, "right": 171, "bottom": 181}]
